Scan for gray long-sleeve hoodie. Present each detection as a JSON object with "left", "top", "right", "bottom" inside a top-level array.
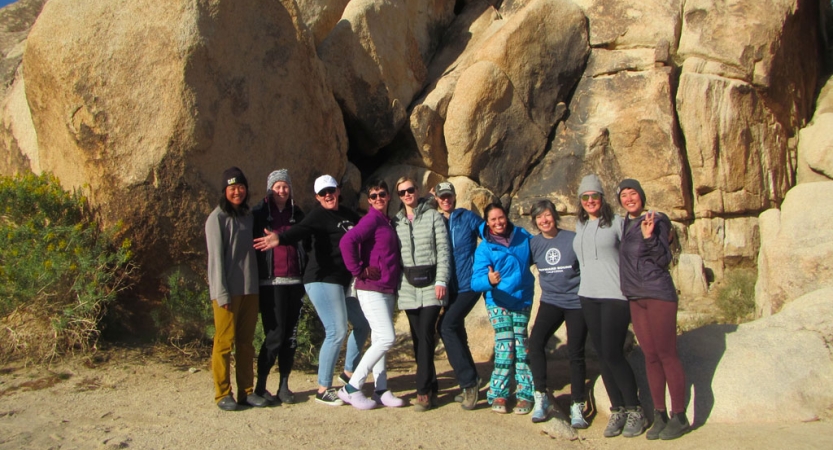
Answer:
[
  {"left": 572, "top": 215, "right": 627, "bottom": 301},
  {"left": 205, "top": 206, "right": 259, "bottom": 307}
]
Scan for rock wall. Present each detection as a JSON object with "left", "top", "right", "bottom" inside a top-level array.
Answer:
[{"left": 0, "top": 0, "right": 826, "bottom": 309}]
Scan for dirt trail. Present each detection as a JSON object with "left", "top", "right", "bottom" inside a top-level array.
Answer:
[{"left": 1, "top": 347, "right": 831, "bottom": 449}]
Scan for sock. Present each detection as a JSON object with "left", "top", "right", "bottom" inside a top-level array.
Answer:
[
  {"left": 375, "top": 389, "right": 386, "bottom": 396},
  {"left": 345, "top": 384, "right": 359, "bottom": 394}
]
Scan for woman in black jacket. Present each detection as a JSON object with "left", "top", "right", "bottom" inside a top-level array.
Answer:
[
  {"left": 251, "top": 169, "right": 306, "bottom": 404},
  {"left": 617, "top": 179, "right": 688, "bottom": 441}
]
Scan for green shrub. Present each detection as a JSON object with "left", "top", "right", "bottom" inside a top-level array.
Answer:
[
  {"left": 294, "top": 297, "right": 324, "bottom": 367},
  {"left": 154, "top": 270, "right": 213, "bottom": 347},
  {"left": 0, "top": 172, "right": 134, "bottom": 362},
  {"left": 715, "top": 269, "right": 757, "bottom": 324}
]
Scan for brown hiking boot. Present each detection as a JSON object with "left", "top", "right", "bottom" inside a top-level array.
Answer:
[{"left": 413, "top": 394, "right": 431, "bottom": 412}]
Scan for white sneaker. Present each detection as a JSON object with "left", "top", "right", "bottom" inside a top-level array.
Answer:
[
  {"left": 531, "top": 391, "right": 551, "bottom": 423},
  {"left": 570, "top": 402, "right": 589, "bottom": 429}
]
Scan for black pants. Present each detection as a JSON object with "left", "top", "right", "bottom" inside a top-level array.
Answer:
[
  {"left": 580, "top": 297, "right": 640, "bottom": 408},
  {"left": 406, "top": 305, "right": 442, "bottom": 395},
  {"left": 256, "top": 284, "right": 305, "bottom": 384},
  {"left": 528, "top": 302, "right": 588, "bottom": 401},
  {"left": 438, "top": 291, "right": 481, "bottom": 389}
]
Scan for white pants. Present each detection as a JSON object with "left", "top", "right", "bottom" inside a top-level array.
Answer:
[{"left": 348, "top": 290, "right": 396, "bottom": 391}]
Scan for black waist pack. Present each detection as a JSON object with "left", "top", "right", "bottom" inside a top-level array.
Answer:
[{"left": 403, "top": 265, "right": 436, "bottom": 288}]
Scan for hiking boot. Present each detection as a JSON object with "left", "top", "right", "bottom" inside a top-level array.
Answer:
[
  {"left": 570, "top": 402, "right": 589, "bottom": 429},
  {"left": 531, "top": 391, "right": 551, "bottom": 423},
  {"left": 413, "top": 394, "right": 431, "bottom": 412},
  {"left": 659, "top": 411, "right": 690, "bottom": 440},
  {"left": 622, "top": 406, "right": 648, "bottom": 437},
  {"left": 337, "top": 387, "right": 377, "bottom": 410},
  {"left": 372, "top": 390, "right": 404, "bottom": 408},
  {"left": 646, "top": 409, "right": 668, "bottom": 440},
  {"left": 256, "top": 390, "right": 280, "bottom": 406},
  {"left": 217, "top": 395, "right": 237, "bottom": 411},
  {"left": 460, "top": 386, "right": 478, "bottom": 410},
  {"left": 277, "top": 387, "right": 295, "bottom": 404},
  {"left": 604, "top": 407, "right": 628, "bottom": 437},
  {"left": 514, "top": 399, "right": 533, "bottom": 415},
  {"left": 239, "top": 393, "right": 269, "bottom": 408},
  {"left": 315, "top": 388, "right": 344, "bottom": 406},
  {"left": 455, "top": 376, "right": 482, "bottom": 402},
  {"left": 491, "top": 398, "right": 507, "bottom": 414}
]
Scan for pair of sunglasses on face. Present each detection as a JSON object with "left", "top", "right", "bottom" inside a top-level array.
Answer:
[
  {"left": 317, "top": 187, "right": 337, "bottom": 197},
  {"left": 580, "top": 193, "right": 601, "bottom": 201},
  {"left": 368, "top": 191, "right": 388, "bottom": 200},
  {"left": 397, "top": 187, "right": 416, "bottom": 197}
]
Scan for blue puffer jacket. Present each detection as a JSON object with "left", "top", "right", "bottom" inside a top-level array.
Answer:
[
  {"left": 471, "top": 222, "right": 535, "bottom": 311},
  {"left": 446, "top": 208, "right": 484, "bottom": 293}
]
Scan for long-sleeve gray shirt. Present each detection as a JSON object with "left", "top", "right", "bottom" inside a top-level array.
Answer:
[
  {"left": 205, "top": 206, "right": 259, "bottom": 307},
  {"left": 572, "top": 215, "right": 627, "bottom": 301}
]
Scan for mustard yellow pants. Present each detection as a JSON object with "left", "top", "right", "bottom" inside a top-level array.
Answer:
[{"left": 212, "top": 294, "right": 258, "bottom": 403}]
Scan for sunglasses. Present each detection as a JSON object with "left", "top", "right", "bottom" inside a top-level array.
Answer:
[
  {"left": 368, "top": 191, "right": 388, "bottom": 200},
  {"left": 397, "top": 187, "right": 416, "bottom": 197},
  {"left": 580, "top": 193, "right": 601, "bottom": 201},
  {"left": 317, "top": 187, "right": 337, "bottom": 197}
]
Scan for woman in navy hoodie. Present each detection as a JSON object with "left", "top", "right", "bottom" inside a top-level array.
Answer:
[
  {"left": 337, "top": 178, "right": 404, "bottom": 410},
  {"left": 617, "top": 179, "right": 688, "bottom": 441},
  {"left": 471, "top": 203, "right": 535, "bottom": 415}
]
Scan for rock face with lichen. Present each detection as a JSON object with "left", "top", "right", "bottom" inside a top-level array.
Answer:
[{"left": 0, "top": 0, "right": 828, "bottom": 319}]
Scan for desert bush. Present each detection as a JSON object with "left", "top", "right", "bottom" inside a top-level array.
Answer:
[
  {"left": 715, "top": 269, "right": 757, "bottom": 324},
  {"left": 153, "top": 269, "right": 213, "bottom": 349},
  {"left": 0, "top": 172, "right": 134, "bottom": 362}
]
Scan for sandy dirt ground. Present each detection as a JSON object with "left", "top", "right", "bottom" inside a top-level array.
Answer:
[{"left": 1, "top": 345, "right": 832, "bottom": 450}]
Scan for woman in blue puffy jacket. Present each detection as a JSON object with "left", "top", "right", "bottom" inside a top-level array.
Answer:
[
  {"left": 433, "top": 181, "right": 484, "bottom": 411},
  {"left": 471, "top": 203, "right": 535, "bottom": 415}
]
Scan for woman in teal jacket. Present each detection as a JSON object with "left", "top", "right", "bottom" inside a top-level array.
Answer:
[{"left": 471, "top": 203, "right": 535, "bottom": 415}]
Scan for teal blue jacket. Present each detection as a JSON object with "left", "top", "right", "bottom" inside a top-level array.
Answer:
[{"left": 470, "top": 222, "right": 534, "bottom": 311}]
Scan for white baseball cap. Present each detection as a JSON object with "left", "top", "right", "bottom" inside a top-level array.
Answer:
[{"left": 313, "top": 175, "right": 339, "bottom": 195}]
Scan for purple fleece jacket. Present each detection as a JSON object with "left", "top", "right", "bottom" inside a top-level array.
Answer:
[{"left": 340, "top": 207, "right": 402, "bottom": 294}]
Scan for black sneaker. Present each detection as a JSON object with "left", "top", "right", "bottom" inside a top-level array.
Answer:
[
  {"left": 338, "top": 372, "right": 351, "bottom": 385},
  {"left": 257, "top": 390, "right": 280, "bottom": 406},
  {"left": 316, "top": 388, "right": 345, "bottom": 406},
  {"left": 646, "top": 410, "right": 668, "bottom": 440},
  {"left": 217, "top": 395, "right": 237, "bottom": 411},
  {"left": 659, "top": 412, "right": 690, "bottom": 440}
]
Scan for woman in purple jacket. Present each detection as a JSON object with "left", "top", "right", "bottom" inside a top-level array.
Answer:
[
  {"left": 337, "top": 177, "right": 404, "bottom": 410},
  {"left": 617, "top": 179, "right": 688, "bottom": 441}
]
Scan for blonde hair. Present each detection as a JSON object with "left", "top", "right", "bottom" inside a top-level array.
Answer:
[{"left": 395, "top": 176, "right": 419, "bottom": 192}]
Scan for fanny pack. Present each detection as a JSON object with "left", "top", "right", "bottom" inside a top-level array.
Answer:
[{"left": 403, "top": 265, "right": 436, "bottom": 288}]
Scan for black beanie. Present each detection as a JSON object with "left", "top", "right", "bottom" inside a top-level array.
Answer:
[
  {"left": 222, "top": 167, "right": 248, "bottom": 191},
  {"left": 616, "top": 179, "right": 646, "bottom": 206}
]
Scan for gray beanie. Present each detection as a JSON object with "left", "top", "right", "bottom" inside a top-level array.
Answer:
[
  {"left": 616, "top": 178, "right": 646, "bottom": 206},
  {"left": 577, "top": 174, "right": 604, "bottom": 197},
  {"left": 266, "top": 169, "right": 292, "bottom": 193}
]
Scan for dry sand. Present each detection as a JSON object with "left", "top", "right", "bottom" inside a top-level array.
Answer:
[{"left": 1, "top": 346, "right": 831, "bottom": 450}]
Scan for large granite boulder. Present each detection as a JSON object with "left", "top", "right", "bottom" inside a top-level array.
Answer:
[
  {"left": 756, "top": 181, "right": 833, "bottom": 316},
  {"left": 22, "top": 0, "right": 347, "bottom": 301},
  {"left": 595, "top": 288, "right": 833, "bottom": 424},
  {"left": 797, "top": 76, "right": 833, "bottom": 183},
  {"left": 318, "top": 0, "right": 456, "bottom": 155},
  {"left": 296, "top": 0, "right": 351, "bottom": 46},
  {"left": 676, "top": 0, "right": 820, "bottom": 218}
]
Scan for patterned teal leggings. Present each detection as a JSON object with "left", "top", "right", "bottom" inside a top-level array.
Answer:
[{"left": 487, "top": 305, "right": 534, "bottom": 403}]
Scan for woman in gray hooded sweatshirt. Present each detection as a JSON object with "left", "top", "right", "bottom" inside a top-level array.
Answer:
[{"left": 573, "top": 174, "right": 645, "bottom": 438}]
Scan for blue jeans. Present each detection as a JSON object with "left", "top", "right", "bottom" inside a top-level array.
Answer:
[
  {"left": 304, "top": 282, "right": 369, "bottom": 388},
  {"left": 438, "top": 290, "right": 481, "bottom": 389}
]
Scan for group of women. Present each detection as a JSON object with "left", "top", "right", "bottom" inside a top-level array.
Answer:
[{"left": 206, "top": 166, "right": 689, "bottom": 440}]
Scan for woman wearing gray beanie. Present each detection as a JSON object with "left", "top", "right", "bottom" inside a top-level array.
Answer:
[
  {"left": 573, "top": 174, "right": 645, "bottom": 438},
  {"left": 251, "top": 169, "right": 307, "bottom": 404}
]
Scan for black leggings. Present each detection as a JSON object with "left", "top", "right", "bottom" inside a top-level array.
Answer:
[
  {"left": 406, "top": 306, "right": 442, "bottom": 395},
  {"left": 580, "top": 297, "right": 640, "bottom": 409},
  {"left": 256, "top": 284, "right": 305, "bottom": 382},
  {"left": 528, "top": 302, "right": 588, "bottom": 401}
]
